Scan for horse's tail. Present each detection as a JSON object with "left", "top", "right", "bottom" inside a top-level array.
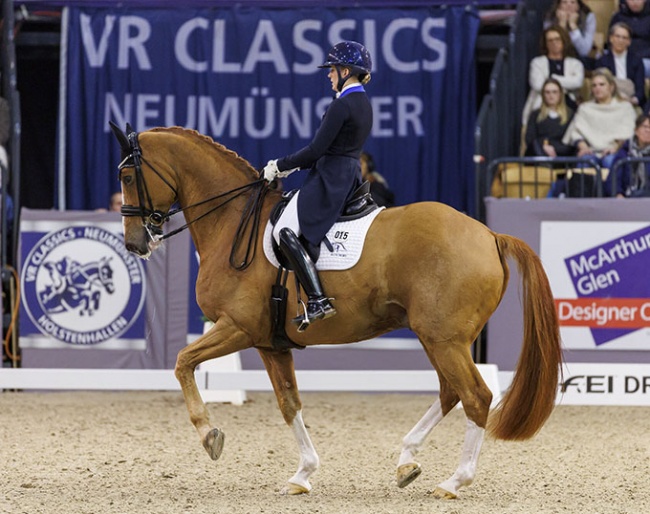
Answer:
[{"left": 487, "top": 233, "right": 563, "bottom": 441}]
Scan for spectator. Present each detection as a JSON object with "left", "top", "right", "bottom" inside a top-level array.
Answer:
[
  {"left": 562, "top": 67, "right": 637, "bottom": 171},
  {"left": 108, "top": 191, "right": 122, "bottom": 212},
  {"left": 544, "top": 0, "right": 597, "bottom": 59},
  {"left": 524, "top": 78, "right": 576, "bottom": 158},
  {"left": 609, "top": 0, "right": 650, "bottom": 77},
  {"left": 360, "top": 151, "right": 395, "bottom": 207},
  {"left": 595, "top": 22, "right": 646, "bottom": 107},
  {"left": 521, "top": 26, "right": 584, "bottom": 124},
  {"left": 610, "top": 113, "right": 650, "bottom": 196},
  {"left": 96, "top": 191, "right": 122, "bottom": 212}
]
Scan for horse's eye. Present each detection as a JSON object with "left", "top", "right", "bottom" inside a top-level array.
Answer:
[{"left": 123, "top": 174, "right": 134, "bottom": 186}]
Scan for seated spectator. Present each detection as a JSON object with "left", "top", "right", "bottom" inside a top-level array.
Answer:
[
  {"left": 521, "top": 26, "right": 584, "bottom": 124},
  {"left": 109, "top": 191, "right": 122, "bottom": 212},
  {"left": 360, "top": 151, "right": 395, "bottom": 208},
  {"left": 525, "top": 78, "right": 576, "bottom": 158},
  {"left": 96, "top": 191, "right": 122, "bottom": 212},
  {"left": 595, "top": 22, "right": 646, "bottom": 107},
  {"left": 544, "top": 0, "right": 597, "bottom": 59},
  {"left": 610, "top": 113, "right": 650, "bottom": 196},
  {"left": 609, "top": 0, "right": 650, "bottom": 77},
  {"left": 562, "top": 68, "right": 637, "bottom": 171}
]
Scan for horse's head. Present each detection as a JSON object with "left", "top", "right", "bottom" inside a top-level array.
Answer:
[
  {"left": 110, "top": 122, "right": 178, "bottom": 258},
  {"left": 98, "top": 256, "right": 115, "bottom": 294}
]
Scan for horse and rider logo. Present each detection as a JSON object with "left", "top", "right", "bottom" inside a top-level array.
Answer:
[
  {"left": 40, "top": 256, "right": 115, "bottom": 316},
  {"left": 21, "top": 225, "right": 146, "bottom": 346}
]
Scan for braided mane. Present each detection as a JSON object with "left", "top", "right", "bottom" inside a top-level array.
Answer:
[{"left": 149, "top": 126, "right": 260, "bottom": 180}]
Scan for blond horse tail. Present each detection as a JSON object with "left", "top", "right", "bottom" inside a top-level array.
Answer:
[{"left": 487, "top": 234, "right": 563, "bottom": 441}]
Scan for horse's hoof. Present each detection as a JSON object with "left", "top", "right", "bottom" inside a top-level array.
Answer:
[
  {"left": 280, "top": 482, "right": 310, "bottom": 495},
  {"left": 396, "top": 463, "right": 422, "bottom": 488},
  {"left": 431, "top": 486, "right": 457, "bottom": 500},
  {"left": 202, "top": 428, "right": 225, "bottom": 461}
]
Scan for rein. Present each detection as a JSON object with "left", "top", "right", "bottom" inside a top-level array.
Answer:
[{"left": 118, "top": 128, "right": 269, "bottom": 271}]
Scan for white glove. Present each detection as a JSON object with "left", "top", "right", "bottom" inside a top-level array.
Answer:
[{"left": 262, "top": 159, "right": 280, "bottom": 182}]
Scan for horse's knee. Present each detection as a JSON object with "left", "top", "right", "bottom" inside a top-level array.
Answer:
[{"left": 174, "top": 349, "right": 193, "bottom": 381}]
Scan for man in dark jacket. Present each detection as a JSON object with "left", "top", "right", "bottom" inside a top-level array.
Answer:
[
  {"left": 609, "top": 0, "right": 650, "bottom": 75},
  {"left": 596, "top": 22, "right": 646, "bottom": 107}
]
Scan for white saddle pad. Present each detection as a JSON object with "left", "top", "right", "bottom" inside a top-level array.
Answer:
[{"left": 263, "top": 207, "right": 385, "bottom": 271}]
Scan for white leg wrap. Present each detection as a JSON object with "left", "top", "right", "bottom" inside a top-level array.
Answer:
[
  {"left": 287, "top": 410, "right": 319, "bottom": 491},
  {"left": 398, "top": 400, "right": 444, "bottom": 467},
  {"left": 436, "top": 420, "right": 485, "bottom": 496}
]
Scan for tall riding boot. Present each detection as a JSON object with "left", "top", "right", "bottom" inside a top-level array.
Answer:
[{"left": 278, "top": 227, "right": 336, "bottom": 332}]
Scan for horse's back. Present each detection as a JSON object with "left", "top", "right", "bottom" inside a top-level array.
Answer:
[{"left": 367, "top": 202, "right": 501, "bottom": 275}]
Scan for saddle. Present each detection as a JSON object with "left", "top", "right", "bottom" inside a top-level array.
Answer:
[{"left": 269, "top": 181, "right": 377, "bottom": 266}]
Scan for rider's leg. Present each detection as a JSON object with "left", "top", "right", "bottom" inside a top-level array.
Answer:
[{"left": 278, "top": 227, "right": 336, "bottom": 332}]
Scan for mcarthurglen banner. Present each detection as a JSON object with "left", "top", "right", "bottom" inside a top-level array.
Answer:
[
  {"left": 59, "top": 5, "right": 479, "bottom": 212},
  {"left": 541, "top": 221, "right": 650, "bottom": 351}
]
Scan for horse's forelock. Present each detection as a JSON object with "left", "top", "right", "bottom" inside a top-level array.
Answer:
[{"left": 148, "top": 127, "right": 258, "bottom": 179}]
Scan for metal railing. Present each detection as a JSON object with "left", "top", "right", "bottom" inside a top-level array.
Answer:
[
  {"left": 609, "top": 156, "right": 650, "bottom": 198},
  {"left": 487, "top": 156, "right": 607, "bottom": 199}
]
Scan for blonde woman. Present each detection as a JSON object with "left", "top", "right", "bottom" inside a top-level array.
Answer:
[
  {"left": 562, "top": 68, "right": 637, "bottom": 169},
  {"left": 524, "top": 78, "right": 575, "bottom": 157}
]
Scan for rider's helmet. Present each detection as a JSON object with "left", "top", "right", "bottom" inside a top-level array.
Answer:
[{"left": 318, "top": 41, "right": 372, "bottom": 89}]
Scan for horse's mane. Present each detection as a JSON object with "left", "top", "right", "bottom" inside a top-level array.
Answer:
[{"left": 149, "top": 126, "right": 260, "bottom": 180}]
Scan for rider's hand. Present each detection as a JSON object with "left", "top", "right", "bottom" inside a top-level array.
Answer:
[{"left": 262, "top": 159, "right": 280, "bottom": 182}]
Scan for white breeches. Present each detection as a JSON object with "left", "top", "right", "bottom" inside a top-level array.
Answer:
[{"left": 272, "top": 191, "right": 301, "bottom": 245}]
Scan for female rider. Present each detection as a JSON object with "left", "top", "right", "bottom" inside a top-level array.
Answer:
[{"left": 263, "top": 41, "right": 373, "bottom": 332}]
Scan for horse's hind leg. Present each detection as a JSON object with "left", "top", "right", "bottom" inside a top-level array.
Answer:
[
  {"left": 428, "top": 343, "right": 491, "bottom": 499},
  {"left": 257, "top": 347, "right": 319, "bottom": 495},
  {"left": 175, "top": 316, "right": 250, "bottom": 461},
  {"left": 396, "top": 367, "right": 460, "bottom": 488}
]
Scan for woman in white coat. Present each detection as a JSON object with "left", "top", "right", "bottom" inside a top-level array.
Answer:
[{"left": 521, "top": 26, "right": 584, "bottom": 125}]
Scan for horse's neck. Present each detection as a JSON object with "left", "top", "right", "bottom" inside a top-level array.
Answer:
[{"left": 175, "top": 143, "right": 257, "bottom": 254}]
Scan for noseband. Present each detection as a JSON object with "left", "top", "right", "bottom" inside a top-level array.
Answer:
[{"left": 117, "top": 127, "right": 268, "bottom": 270}]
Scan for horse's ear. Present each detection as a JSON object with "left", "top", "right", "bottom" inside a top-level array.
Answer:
[
  {"left": 109, "top": 121, "right": 130, "bottom": 153},
  {"left": 125, "top": 123, "right": 135, "bottom": 135}
]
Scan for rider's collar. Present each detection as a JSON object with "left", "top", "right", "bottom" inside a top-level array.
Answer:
[{"left": 336, "top": 83, "right": 365, "bottom": 99}]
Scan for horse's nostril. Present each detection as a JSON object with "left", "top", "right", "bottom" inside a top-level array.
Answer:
[{"left": 125, "top": 242, "right": 145, "bottom": 255}]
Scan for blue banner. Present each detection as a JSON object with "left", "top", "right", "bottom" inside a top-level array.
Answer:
[{"left": 61, "top": 5, "right": 479, "bottom": 213}]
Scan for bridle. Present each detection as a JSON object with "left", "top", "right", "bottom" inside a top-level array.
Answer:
[{"left": 117, "top": 127, "right": 269, "bottom": 270}]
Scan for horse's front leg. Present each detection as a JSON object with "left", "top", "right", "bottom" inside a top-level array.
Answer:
[
  {"left": 175, "top": 315, "right": 251, "bottom": 460},
  {"left": 257, "top": 347, "right": 319, "bottom": 495}
]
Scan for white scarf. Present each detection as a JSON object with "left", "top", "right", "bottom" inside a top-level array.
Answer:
[{"left": 562, "top": 98, "right": 636, "bottom": 153}]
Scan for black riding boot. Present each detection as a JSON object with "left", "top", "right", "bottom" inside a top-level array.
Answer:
[{"left": 278, "top": 228, "right": 336, "bottom": 332}]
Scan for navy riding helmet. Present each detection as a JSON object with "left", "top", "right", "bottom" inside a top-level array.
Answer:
[{"left": 318, "top": 41, "right": 372, "bottom": 91}]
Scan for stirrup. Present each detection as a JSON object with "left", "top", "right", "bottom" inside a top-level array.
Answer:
[{"left": 292, "top": 297, "right": 337, "bottom": 332}]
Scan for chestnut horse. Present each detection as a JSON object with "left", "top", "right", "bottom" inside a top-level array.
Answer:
[{"left": 110, "top": 124, "right": 562, "bottom": 499}]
